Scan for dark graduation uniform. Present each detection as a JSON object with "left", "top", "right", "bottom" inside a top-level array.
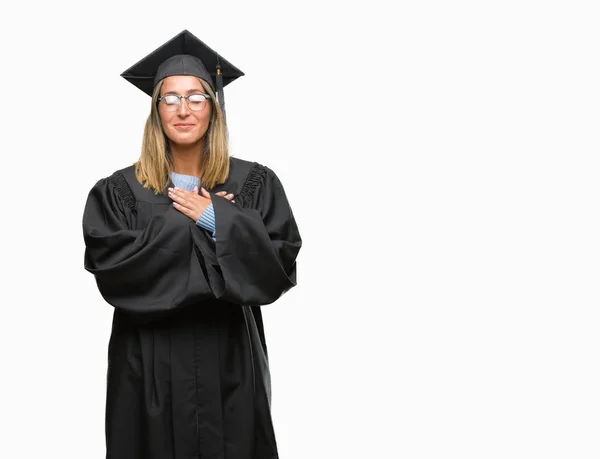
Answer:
[{"left": 82, "top": 157, "right": 301, "bottom": 459}]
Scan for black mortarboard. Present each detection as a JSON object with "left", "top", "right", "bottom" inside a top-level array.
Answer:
[{"left": 120, "top": 29, "right": 244, "bottom": 121}]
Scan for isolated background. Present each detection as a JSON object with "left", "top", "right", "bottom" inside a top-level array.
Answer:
[{"left": 1, "top": 0, "right": 599, "bottom": 458}]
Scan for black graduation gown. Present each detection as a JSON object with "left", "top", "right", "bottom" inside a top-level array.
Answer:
[{"left": 82, "top": 157, "right": 301, "bottom": 459}]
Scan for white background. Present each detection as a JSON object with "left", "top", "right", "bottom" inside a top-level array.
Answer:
[{"left": 1, "top": 0, "right": 599, "bottom": 458}]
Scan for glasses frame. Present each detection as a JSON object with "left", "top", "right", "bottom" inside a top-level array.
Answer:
[{"left": 157, "top": 93, "right": 212, "bottom": 112}]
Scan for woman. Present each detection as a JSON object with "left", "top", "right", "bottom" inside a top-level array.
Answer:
[{"left": 82, "top": 30, "right": 302, "bottom": 459}]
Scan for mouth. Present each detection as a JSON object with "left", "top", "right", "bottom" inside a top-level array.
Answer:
[{"left": 174, "top": 124, "right": 195, "bottom": 130}]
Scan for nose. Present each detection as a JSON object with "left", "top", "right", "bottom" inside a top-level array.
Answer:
[{"left": 177, "top": 98, "right": 191, "bottom": 116}]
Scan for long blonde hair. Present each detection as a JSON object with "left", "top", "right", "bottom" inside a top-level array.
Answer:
[{"left": 134, "top": 77, "right": 230, "bottom": 194}]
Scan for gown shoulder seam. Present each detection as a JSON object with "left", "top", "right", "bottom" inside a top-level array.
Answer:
[
  {"left": 108, "top": 171, "right": 136, "bottom": 211},
  {"left": 239, "top": 162, "right": 268, "bottom": 207}
]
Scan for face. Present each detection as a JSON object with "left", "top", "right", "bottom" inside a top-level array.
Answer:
[{"left": 158, "top": 75, "right": 212, "bottom": 148}]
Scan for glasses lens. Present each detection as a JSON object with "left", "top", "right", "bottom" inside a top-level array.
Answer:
[
  {"left": 161, "top": 95, "right": 180, "bottom": 112},
  {"left": 187, "top": 94, "right": 207, "bottom": 111}
]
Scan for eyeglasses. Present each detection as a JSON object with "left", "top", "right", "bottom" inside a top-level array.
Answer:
[{"left": 158, "top": 93, "right": 212, "bottom": 112}]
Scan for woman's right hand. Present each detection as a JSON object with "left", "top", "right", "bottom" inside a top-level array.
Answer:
[{"left": 169, "top": 187, "right": 236, "bottom": 222}]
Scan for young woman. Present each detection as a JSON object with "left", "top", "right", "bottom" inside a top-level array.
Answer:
[{"left": 82, "top": 30, "right": 302, "bottom": 459}]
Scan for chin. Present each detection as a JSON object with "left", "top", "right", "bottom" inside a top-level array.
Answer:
[
  {"left": 173, "top": 137, "right": 199, "bottom": 145},
  {"left": 168, "top": 133, "right": 203, "bottom": 146}
]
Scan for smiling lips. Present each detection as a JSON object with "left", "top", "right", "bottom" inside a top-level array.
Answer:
[{"left": 174, "top": 123, "right": 195, "bottom": 130}]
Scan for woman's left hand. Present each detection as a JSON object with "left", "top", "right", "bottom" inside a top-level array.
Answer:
[{"left": 168, "top": 186, "right": 234, "bottom": 222}]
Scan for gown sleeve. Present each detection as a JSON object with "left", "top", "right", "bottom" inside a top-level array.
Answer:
[
  {"left": 194, "top": 164, "right": 302, "bottom": 306},
  {"left": 82, "top": 172, "right": 214, "bottom": 321}
]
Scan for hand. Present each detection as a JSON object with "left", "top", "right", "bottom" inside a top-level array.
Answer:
[
  {"left": 214, "top": 190, "right": 236, "bottom": 204},
  {"left": 168, "top": 186, "right": 235, "bottom": 222}
]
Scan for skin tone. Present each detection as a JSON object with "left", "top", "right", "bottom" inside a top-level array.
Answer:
[{"left": 159, "top": 75, "right": 234, "bottom": 222}]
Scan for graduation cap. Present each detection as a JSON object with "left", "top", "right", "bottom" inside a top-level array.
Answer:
[{"left": 120, "top": 29, "right": 244, "bottom": 121}]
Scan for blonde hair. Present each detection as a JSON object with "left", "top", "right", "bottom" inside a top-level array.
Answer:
[{"left": 134, "top": 77, "right": 230, "bottom": 194}]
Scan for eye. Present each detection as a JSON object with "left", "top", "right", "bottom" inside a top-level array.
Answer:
[
  {"left": 188, "top": 94, "right": 207, "bottom": 103},
  {"left": 163, "top": 95, "right": 180, "bottom": 105}
]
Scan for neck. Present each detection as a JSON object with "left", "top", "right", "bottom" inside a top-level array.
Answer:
[{"left": 169, "top": 140, "right": 204, "bottom": 176}]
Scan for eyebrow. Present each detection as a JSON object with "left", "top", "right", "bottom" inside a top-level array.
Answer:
[{"left": 162, "top": 89, "right": 205, "bottom": 96}]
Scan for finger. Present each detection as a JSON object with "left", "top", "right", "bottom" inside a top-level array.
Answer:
[
  {"left": 216, "top": 191, "right": 227, "bottom": 196},
  {"left": 169, "top": 186, "right": 194, "bottom": 194},
  {"left": 169, "top": 187, "right": 196, "bottom": 200},
  {"left": 168, "top": 190, "right": 189, "bottom": 207},
  {"left": 224, "top": 193, "right": 234, "bottom": 200},
  {"left": 193, "top": 185, "right": 198, "bottom": 193},
  {"left": 172, "top": 201, "right": 191, "bottom": 217},
  {"left": 168, "top": 187, "right": 185, "bottom": 198},
  {"left": 200, "top": 187, "right": 211, "bottom": 198}
]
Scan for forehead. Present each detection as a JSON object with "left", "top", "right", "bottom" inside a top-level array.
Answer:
[{"left": 160, "top": 75, "right": 205, "bottom": 93}]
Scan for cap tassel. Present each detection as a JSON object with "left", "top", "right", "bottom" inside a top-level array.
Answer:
[{"left": 216, "top": 59, "right": 226, "bottom": 123}]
